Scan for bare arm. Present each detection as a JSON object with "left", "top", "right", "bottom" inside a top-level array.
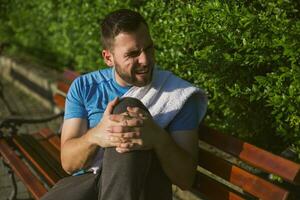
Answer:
[
  {"left": 60, "top": 118, "right": 97, "bottom": 174},
  {"left": 60, "top": 98, "right": 123, "bottom": 174},
  {"left": 154, "top": 128, "right": 198, "bottom": 190}
]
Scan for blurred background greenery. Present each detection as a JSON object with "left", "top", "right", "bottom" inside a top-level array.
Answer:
[{"left": 0, "top": 0, "right": 299, "bottom": 160}]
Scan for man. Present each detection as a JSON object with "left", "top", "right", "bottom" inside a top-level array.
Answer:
[{"left": 42, "top": 9, "right": 207, "bottom": 200}]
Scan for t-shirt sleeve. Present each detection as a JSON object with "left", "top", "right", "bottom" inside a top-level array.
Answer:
[
  {"left": 64, "top": 78, "right": 88, "bottom": 119},
  {"left": 167, "top": 93, "right": 207, "bottom": 132}
]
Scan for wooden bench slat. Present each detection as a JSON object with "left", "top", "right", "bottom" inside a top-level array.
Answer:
[
  {"left": 12, "top": 135, "right": 62, "bottom": 186},
  {"left": 63, "top": 70, "right": 80, "bottom": 82},
  {"left": 198, "top": 148, "right": 289, "bottom": 200},
  {"left": 57, "top": 81, "right": 70, "bottom": 95},
  {"left": 39, "top": 128, "right": 61, "bottom": 151},
  {"left": 194, "top": 173, "right": 246, "bottom": 200},
  {"left": 20, "top": 134, "right": 67, "bottom": 179},
  {"left": 53, "top": 94, "right": 66, "bottom": 110},
  {"left": 0, "top": 139, "right": 47, "bottom": 199},
  {"left": 199, "top": 125, "right": 300, "bottom": 185},
  {"left": 32, "top": 133, "right": 60, "bottom": 163}
]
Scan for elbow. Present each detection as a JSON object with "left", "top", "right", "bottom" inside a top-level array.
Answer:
[
  {"left": 61, "top": 152, "right": 78, "bottom": 175},
  {"left": 177, "top": 179, "right": 194, "bottom": 191},
  {"left": 176, "top": 172, "right": 196, "bottom": 191},
  {"left": 177, "top": 167, "right": 197, "bottom": 190},
  {"left": 60, "top": 152, "right": 89, "bottom": 175},
  {"left": 61, "top": 159, "right": 74, "bottom": 175}
]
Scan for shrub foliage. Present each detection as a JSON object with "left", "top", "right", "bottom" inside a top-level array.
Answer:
[{"left": 1, "top": 0, "right": 299, "bottom": 154}]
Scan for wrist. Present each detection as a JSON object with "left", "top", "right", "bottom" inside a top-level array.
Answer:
[{"left": 85, "top": 127, "right": 100, "bottom": 147}]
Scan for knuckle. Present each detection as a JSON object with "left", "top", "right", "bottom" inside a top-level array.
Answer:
[
  {"left": 125, "top": 132, "right": 132, "bottom": 138},
  {"left": 125, "top": 127, "right": 132, "bottom": 132},
  {"left": 119, "top": 126, "right": 125, "bottom": 132},
  {"left": 135, "top": 131, "right": 141, "bottom": 137},
  {"left": 139, "top": 140, "right": 143, "bottom": 146}
]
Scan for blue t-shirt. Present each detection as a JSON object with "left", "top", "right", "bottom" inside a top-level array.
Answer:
[{"left": 65, "top": 68, "right": 205, "bottom": 132}]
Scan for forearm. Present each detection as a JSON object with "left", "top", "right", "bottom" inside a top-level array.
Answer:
[
  {"left": 154, "top": 129, "right": 198, "bottom": 190},
  {"left": 61, "top": 129, "right": 99, "bottom": 174}
]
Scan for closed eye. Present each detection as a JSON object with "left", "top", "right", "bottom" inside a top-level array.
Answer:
[
  {"left": 126, "top": 50, "right": 141, "bottom": 58},
  {"left": 125, "top": 42, "right": 154, "bottom": 58}
]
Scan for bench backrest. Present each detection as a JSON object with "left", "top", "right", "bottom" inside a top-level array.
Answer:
[
  {"left": 53, "top": 70, "right": 300, "bottom": 200},
  {"left": 195, "top": 125, "right": 300, "bottom": 200}
]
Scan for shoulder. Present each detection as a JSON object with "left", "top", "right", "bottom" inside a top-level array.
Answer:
[
  {"left": 67, "top": 68, "right": 114, "bottom": 99},
  {"left": 72, "top": 68, "right": 113, "bottom": 88}
]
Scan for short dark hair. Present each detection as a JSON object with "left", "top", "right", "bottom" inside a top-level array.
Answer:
[{"left": 101, "top": 9, "right": 148, "bottom": 50}]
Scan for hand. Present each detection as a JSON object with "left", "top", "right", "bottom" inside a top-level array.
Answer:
[
  {"left": 108, "top": 106, "right": 162, "bottom": 153},
  {"left": 89, "top": 98, "right": 131, "bottom": 148}
]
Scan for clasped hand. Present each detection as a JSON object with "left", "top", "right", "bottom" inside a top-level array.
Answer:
[
  {"left": 108, "top": 106, "right": 158, "bottom": 153},
  {"left": 93, "top": 98, "right": 159, "bottom": 153}
]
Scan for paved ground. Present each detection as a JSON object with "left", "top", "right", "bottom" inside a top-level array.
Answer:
[{"left": 0, "top": 78, "right": 61, "bottom": 200}]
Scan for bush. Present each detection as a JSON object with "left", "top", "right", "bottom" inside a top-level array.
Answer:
[
  {"left": 142, "top": 0, "right": 300, "bottom": 153},
  {"left": 1, "top": 0, "right": 299, "bottom": 155}
]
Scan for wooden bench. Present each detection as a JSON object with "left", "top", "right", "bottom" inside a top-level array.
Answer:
[{"left": 0, "top": 70, "right": 299, "bottom": 200}]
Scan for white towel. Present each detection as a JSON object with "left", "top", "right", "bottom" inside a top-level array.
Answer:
[{"left": 123, "top": 69, "right": 207, "bottom": 128}]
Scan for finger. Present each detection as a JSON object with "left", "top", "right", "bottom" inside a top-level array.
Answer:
[
  {"left": 108, "top": 135, "right": 123, "bottom": 143},
  {"left": 123, "top": 118, "right": 143, "bottom": 127},
  {"left": 108, "top": 126, "right": 137, "bottom": 133},
  {"left": 118, "top": 142, "right": 144, "bottom": 151},
  {"left": 116, "top": 147, "right": 131, "bottom": 153},
  {"left": 110, "top": 115, "right": 144, "bottom": 127},
  {"left": 127, "top": 106, "right": 142, "bottom": 113},
  {"left": 109, "top": 114, "right": 129, "bottom": 123},
  {"left": 104, "top": 97, "right": 119, "bottom": 116},
  {"left": 108, "top": 135, "right": 130, "bottom": 146},
  {"left": 118, "top": 142, "right": 134, "bottom": 149},
  {"left": 105, "top": 138, "right": 121, "bottom": 147},
  {"left": 109, "top": 131, "right": 141, "bottom": 139},
  {"left": 127, "top": 107, "right": 148, "bottom": 118},
  {"left": 130, "top": 138, "right": 143, "bottom": 146}
]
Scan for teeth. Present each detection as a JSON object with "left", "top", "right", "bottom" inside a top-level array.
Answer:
[{"left": 136, "top": 70, "right": 148, "bottom": 74}]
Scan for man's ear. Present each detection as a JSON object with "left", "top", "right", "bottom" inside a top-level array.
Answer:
[{"left": 102, "top": 49, "right": 114, "bottom": 67}]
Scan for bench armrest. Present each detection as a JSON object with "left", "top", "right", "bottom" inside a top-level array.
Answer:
[{"left": 0, "top": 111, "right": 64, "bottom": 129}]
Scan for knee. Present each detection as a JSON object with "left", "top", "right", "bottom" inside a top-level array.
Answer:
[
  {"left": 106, "top": 98, "right": 152, "bottom": 167},
  {"left": 113, "top": 97, "right": 149, "bottom": 115}
]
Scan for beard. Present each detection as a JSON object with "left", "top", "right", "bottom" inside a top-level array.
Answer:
[{"left": 114, "top": 62, "right": 154, "bottom": 87}]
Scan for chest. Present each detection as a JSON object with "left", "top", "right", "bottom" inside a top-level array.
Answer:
[{"left": 84, "top": 85, "right": 125, "bottom": 128}]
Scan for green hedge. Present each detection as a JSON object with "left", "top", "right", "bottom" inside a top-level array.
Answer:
[{"left": 1, "top": 0, "right": 299, "bottom": 156}]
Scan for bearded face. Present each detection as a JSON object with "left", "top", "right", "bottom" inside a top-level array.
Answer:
[{"left": 104, "top": 23, "right": 155, "bottom": 87}]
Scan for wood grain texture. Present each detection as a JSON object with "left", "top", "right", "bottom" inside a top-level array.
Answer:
[
  {"left": 57, "top": 81, "right": 70, "bottom": 94},
  {"left": 12, "top": 135, "right": 62, "bottom": 186},
  {"left": 53, "top": 94, "right": 66, "bottom": 109},
  {"left": 63, "top": 70, "right": 80, "bottom": 82},
  {"left": 39, "top": 128, "right": 61, "bottom": 151},
  {"left": 193, "top": 173, "right": 245, "bottom": 200},
  {"left": 198, "top": 148, "right": 289, "bottom": 200},
  {"left": 0, "top": 139, "right": 47, "bottom": 199},
  {"left": 199, "top": 124, "right": 300, "bottom": 185}
]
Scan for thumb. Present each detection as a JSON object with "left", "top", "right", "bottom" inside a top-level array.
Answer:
[{"left": 104, "top": 97, "right": 119, "bottom": 116}]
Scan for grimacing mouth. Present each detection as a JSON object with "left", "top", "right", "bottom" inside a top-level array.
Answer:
[
  {"left": 134, "top": 66, "right": 152, "bottom": 74},
  {"left": 135, "top": 70, "right": 149, "bottom": 74}
]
